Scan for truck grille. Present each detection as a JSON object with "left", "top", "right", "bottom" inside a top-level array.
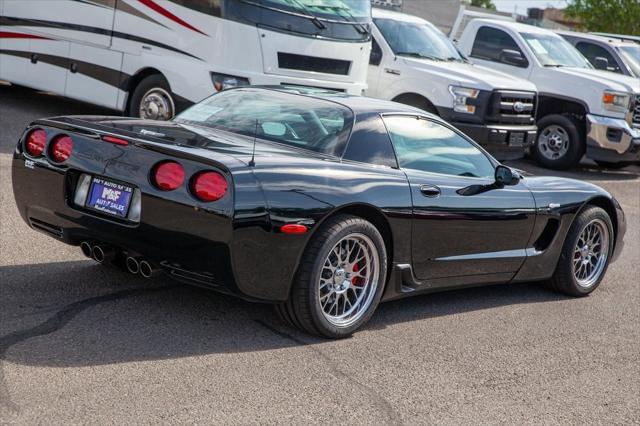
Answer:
[
  {"left": 632, "top": 95, "right": 640, "bottom": 126},
  {"left": 486, "top": 90, "right": 537, "bottom": 125}
]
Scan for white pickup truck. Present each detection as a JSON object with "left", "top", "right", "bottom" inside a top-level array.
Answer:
[
  {"left": 456, "top": 19, "right": 640, "bottom": 169},
  {"left": 366, "top": 9, "right": 539, "bottom": 160}
]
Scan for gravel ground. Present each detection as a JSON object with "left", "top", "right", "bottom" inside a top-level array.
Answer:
[{"left": 1, "top": 84, "right": 639, "bottom": 425}]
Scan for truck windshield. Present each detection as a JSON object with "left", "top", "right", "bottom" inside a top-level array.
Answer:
[
  {"left": 175, "top": 88, "right": 354, "bottom": 157},
  {"left": 375, "top": 18, "right": 463, "bottom": 61},
  {"left": 522, "top": 33, "right": 591, "bottom": 68},
  {"left": 619, "top": 45, "right": 640, "bottom": 77},
  {"left": 255, "top": 0, "right": 371, "bottom": 22}
]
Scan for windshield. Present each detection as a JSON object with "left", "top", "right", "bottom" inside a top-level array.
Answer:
[
  {"left": 175, "top": 88, "right": 354, "bottom": 157},
  {"left": 375, "top": 18, "right": 463, "bottom": 61},
  {"left": 619, "top": 45, "right": 640, "bottom": 77},
  {"left": 248, "top": 0, "right": 370, "bottom": 22},
  {"left": 522, "top": 33, "right": 591, "bottom": 68}
]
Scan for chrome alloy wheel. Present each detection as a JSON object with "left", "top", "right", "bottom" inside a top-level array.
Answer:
[
  {"left": 572, "top": 218, "right": 609, "bottom": 288},
  {"left": 538, "top": 125, "right": 570, "bottom": 160},
  {"left": 318, "top": 233, "right": 380, "bottom": 327},
  {"left": 139, "top": 88, "right": 175, "bottom": 120}
]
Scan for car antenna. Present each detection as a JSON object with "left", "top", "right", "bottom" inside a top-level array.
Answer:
[{"left": 249, "top": 119, "right": 258, "bottom": 167}]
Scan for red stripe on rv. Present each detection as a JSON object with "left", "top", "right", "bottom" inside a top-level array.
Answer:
[
  {"left": 0, "top": 31, "right": 51, "bottom": 40},
  {"left": 138, "top": 0, "right": 207, "bottom": 36}
]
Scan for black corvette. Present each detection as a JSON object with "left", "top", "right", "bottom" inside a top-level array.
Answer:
[{"left": 12, "top": 87, "right": 625, "bottom": 338}]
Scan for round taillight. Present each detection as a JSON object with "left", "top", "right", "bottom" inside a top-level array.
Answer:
[
  {"left": 50, "top": 135, "right": 73, "bottom": 163},
  {"left": 152, "top": 161, "right": 184, "bottom": 191},
  {"left": 191, "top": 171, "right": 227, "bottom": 202},
  {"left": 25, "top": 129, "right": 47, "bottom": 157}
]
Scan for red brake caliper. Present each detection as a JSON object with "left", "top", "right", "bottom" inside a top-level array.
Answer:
[{"left": 352, "top": 262, "right": 362, "bottom": 286}]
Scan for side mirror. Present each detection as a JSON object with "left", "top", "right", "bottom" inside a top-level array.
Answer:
[
  {"left": 370, "top": 48, "right": 382, "bottom": 66},
  {"left": 495, "top": 165, "right": 519, "bottom": 186},
  {"left": 593, "top": 56, "right": 609, "bottom": 70},
  {"left": 499, "top": 49, "right": 527, "bottom": 67}
]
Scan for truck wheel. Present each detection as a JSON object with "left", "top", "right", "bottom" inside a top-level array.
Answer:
[
  {"left": 128, "top": 74, "right": 176, "bottom": 121},
  {"left": 533, "top": 114, "right": 584, "bottom": 170},
  {"left": 393, "top": 94, "right": 439, "bottom": 116},
  {"left": 275, "top": 214, "right": 387, "bottom": 338},
  {"left": 546, "top": 206, "right": 613, "bottom": 297}
]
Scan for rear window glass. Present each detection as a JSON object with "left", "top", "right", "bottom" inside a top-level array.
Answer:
[{"left": 175, "top": 88, "right": 354, "bottom": 157}]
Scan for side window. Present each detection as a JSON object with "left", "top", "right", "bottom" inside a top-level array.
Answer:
[
  {"left": 575, "top": 42, "right": 622, "bottom": 73},
  {"left": 370, "top": 37, "right": 383, "bottom": 66},
  {"left": 471, "top": 26, "right": 528, "bottom": 68},
  {"left": 343, "top": 114, "right": 397, "bottom": 168},
  {"left": 382, "top": 115, "right": 494, "bottom": 178}
]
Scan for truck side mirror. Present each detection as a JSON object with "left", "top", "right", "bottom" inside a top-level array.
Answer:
[
  {"left": 370, "top": 45, "right": 382, "bottom": 66},
  {"left": 593, "top": 56, "right": 609, "bottom": 70},
  {"left": 499, "top": 49, "right": 527, "bottom": 67}
]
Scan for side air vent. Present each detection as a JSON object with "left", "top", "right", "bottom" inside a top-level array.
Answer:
[{"left": 533, "top": 218, "right": 559, "bottom": 252}]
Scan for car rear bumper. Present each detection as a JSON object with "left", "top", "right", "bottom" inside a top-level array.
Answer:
[
  {"left": 10, "top": 151, "right": 255, "bottom": 300},
  {"left": 454, "top": 122, "right": 538, "bottom": 160},
  {"left": 586, "top": 114, "right": 640, "bottom": 164}
]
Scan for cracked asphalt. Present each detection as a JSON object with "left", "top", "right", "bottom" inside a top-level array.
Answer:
[{"left": 1, "top": 84, "right": 639, "bottom": 424}]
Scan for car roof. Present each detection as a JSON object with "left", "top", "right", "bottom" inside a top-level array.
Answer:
[
  {"left": 247, "top": 85, "right": 427, "bottom": 116},
  {"left": 472, "top": 19, "right": 557, "bottom": 36},
  {"left": 372, "top": 7, "right": 428, "bottom": 24},
  {"left": 557, "top": 30, "right": 637, "bottom": 47}
]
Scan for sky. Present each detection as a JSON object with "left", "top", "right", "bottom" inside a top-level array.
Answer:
[{"left": 493, "top": 0, "right": 569, "bottom": 15}]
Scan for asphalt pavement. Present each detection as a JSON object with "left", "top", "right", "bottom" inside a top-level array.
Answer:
[{"left": 1, "top": 84, "right": 639, "bottom": 424}]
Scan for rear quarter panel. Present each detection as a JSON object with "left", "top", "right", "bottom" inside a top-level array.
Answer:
[{"left": 230, "top": 156, "right": 413, "bottom": 301}]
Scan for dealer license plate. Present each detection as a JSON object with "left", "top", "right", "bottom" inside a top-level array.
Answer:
[{"left": 86, "top": 177, "right": 134, "bottom": 218}]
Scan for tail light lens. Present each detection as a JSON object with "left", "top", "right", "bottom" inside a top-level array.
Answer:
[
  {"left": 25, "top": 129, "right": 47, "bottom": 157},
  {"left": 191, "top": 171, "right": 227, "bottom": 201},
  {"left": 152, "top": 161, "right": 184, "bottom": 191},
  {"left": 50, "top": 135, "right": 73, "bottom": 163}
]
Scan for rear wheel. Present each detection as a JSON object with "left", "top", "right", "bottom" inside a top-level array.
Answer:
[
  {"left": 533, "top": 114, "right": 584, "bottom": 170},
  {"left": 276, "top": 214, "right": 387, "bottom": 338},
  {"left": 547, "top": 206, "right": 613, "bottom": 296},
  {"left": 128, "top": 74, "right": 176, "bottom": 121}
]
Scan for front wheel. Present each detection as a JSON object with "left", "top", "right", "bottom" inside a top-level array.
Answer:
[
  {"left": 547, "top": 206, "right": 613, "bottom": 297},
  {"left": 533, "top": 114, "right": 584, "bottom": 170},
  {"left": 276, "top": 215, "right": 387, "bottom": 338}
]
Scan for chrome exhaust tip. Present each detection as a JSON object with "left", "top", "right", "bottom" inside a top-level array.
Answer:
[
  {"left": 92, "top": 244, "right": 115, "bottom": 264},
  {"left": 126, "top": 256, "right": 140, "bottom": 274},
  {"left": 139, "top": 260, "right": 159, "bottom": 279},
  {"left": 80, "top": 241, "right": 93, "bottom": 258}
]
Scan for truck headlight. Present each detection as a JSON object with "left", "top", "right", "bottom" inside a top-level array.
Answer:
[
  {"left": 602, "top": 90, "right": 630, "bottom": 113},
  {"left": 211, "top": 72, "right": 250, "bottom": 92},
  {"left": 449, "top": 86, "right": 480, "bottom": 114}
]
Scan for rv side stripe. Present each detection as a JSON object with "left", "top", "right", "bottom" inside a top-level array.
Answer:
[
  {"left": 138, "top": 0, "right": 207, "bottom": 36},
  {"left": 0, "top": 16, "right": 202, "bottom": 60},
  {"left": 0, "top": 49, "right": 131, "bottom": 90},
  {"left": 0, "top": 31, "right": 51, "bottom": 40}
]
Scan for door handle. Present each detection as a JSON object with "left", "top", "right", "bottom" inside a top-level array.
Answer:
[
  {"left": 420, "top": 184, "right": 441, "bottom": 198},
  {"left": 70, "top": 62, "right": 78, "bottom": 73},
  {"left": 384, "top": 68, "right": 400, "bottom": 75}
]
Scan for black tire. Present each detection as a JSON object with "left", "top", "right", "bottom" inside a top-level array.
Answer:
[
  {"left": 275, "top": 214, "right": 388, "bottom": 338},
  {"left": 127, "top": 74, "right": 176, "bottom": 120},
  {"left": 595, "top": 161, "right": 628, "bottom": 170},
  {"left": 547, "top": 206, "right": 614, "bottom": 297},
  {"left": 533, "top": 114, "right": 584, "bottom": 170}
]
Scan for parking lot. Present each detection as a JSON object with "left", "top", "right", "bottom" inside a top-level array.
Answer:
[{"left": 0, "top": 84, "right": 638, "bottom": 424}]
